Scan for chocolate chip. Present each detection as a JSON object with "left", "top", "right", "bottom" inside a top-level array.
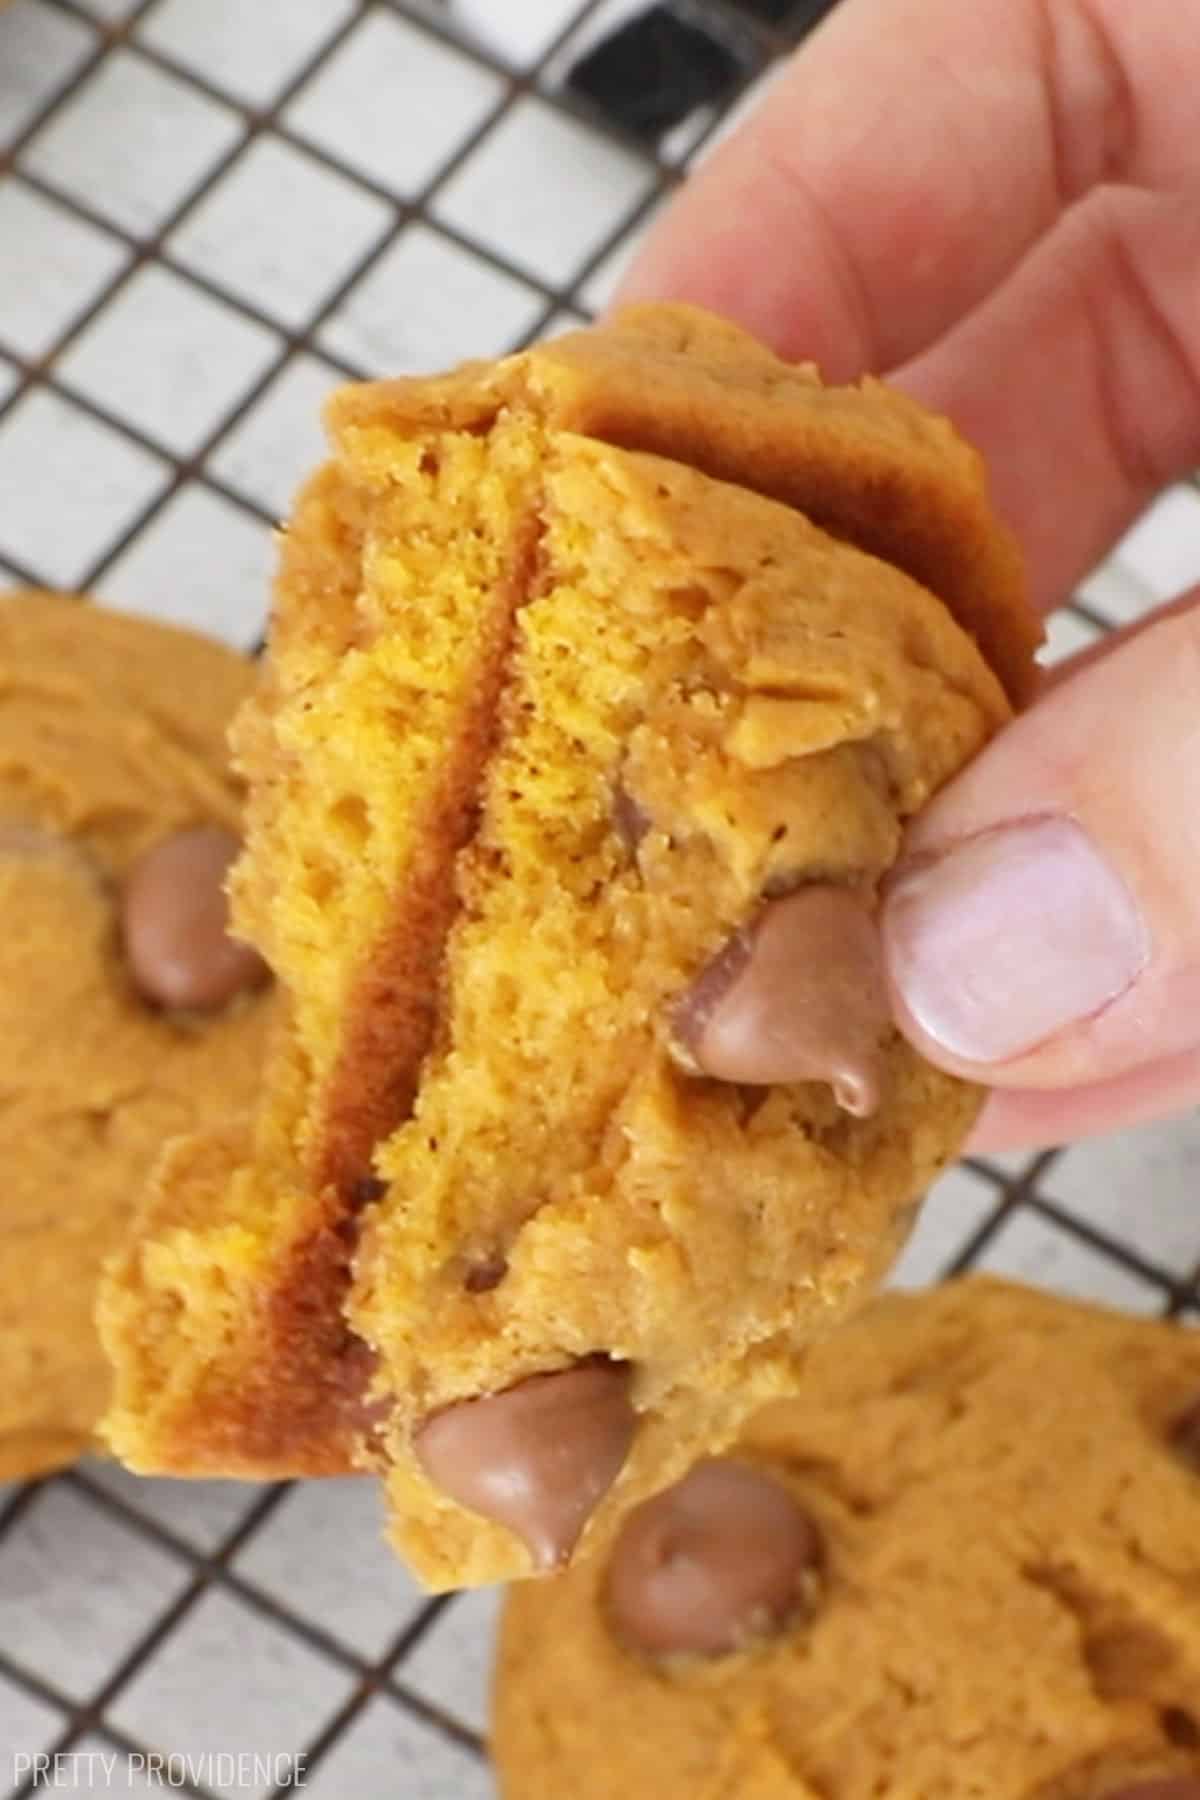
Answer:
[
  {"left": 1168, "top": 1397, "right": 1200, "bottom": 1470},
  {"left": 414, "top": 1360, "right": 635, "bottom": 1570},
  {"left": 463, "top": 1253, "right": 508, "bottom": 1294},
  {"left": 670, "top": 927, "right": 754, "bottom": 1071},
  {"left": 605, "top": 1458, "right": 822, "bottom": 1658},
  {"left": 671, "top": 885, "right": 890, "bottom": 1115},
  {"left": 350, "top": 1176, "right": 388, "bottom": 1210},
  {"left": 1100, "top": 1784, "right": 1200, "bottom": 1799},
  {"left": 121, "top": 826, "right": 269, "bottom": 1012},
  {"left": 1162, "top": 1709, "right": 1200, "bottom": 1750}
]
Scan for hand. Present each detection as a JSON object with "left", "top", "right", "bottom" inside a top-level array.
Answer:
[{"left": 620, "top": 0, "right": 1200, "bottom": 1152}]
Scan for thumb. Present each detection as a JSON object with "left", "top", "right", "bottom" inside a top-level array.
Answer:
[{"left": 882, "top": 588, "right": 1200, "bottom": 1099}]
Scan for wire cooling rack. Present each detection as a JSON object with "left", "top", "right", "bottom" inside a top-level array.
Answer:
[{"left": 2, "top": 1, "right": 1200, "bottom": 1793}]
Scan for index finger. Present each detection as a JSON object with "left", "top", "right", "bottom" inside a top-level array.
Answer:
[{"left": 619, "top": 0, "right": 1188, "bottom": 380}]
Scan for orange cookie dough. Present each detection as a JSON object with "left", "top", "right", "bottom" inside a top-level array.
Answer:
[
  {"left": 495, "top": 1279, "right": 1200, "bottom": 1800},
  {"left": 100, "top": 305, "right": 1040, "bottom": 1588},
  {"left": 0, "top": 593, "right": 271, "bottom": 1481}
]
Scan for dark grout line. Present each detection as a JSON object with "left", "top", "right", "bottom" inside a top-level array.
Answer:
[
  {"left": 0, "top": 1478, "right": 48, "bottom": 1549},
  {"left": 0, "top": 337, "right": 281, "bottom": 528},
  {"left": 263, "top": 1596, "right": 483, "bottom": 1799},
  {"left": 1, "top": 167, "right": 371, "bottom": 388},
  {"left": 0, "top": 1653, "right": 218, "bottom": 1800},
  {"left": 0, "top": 0, "right": 162, "bottom": 172},
  {"left": 11, "top": 1482, "right": 292, "bottom": 1771},
  {"left": 53, "top": 1468, "right": 487, "bottom": 1771},
  {"left": 62, "top": 0, "right": 642, "bottom": 589},
  {"left": 0, "top": 546, "right": 87, "bottom": 594},
  {"left": 1021, "top": 1190, "right": 1187, "bottom": 1296},
  {"left": 1, "top": 0, "right": 799, "bottom": 583},
  {"left": 1068, "top": 593, "right": 1120, "bottom": 633},
  {"left": 942, "top": 1148, "right": 1065, "bottom": 1277}
]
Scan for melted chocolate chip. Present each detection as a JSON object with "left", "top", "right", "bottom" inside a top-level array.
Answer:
[
  {"left": 414, "top": 1360, "right": 635, "bottom": 1570},
  {"left": 1168, "top": 1397, "right": 1200, "bottom": 1470},
  {"left": 672, "top": 885, "right": 889, "bottom": 1115},
  {"left": 464, "top": 1254, "right": 508, "bottom": 1294},
  {"left": 122, "top": 826, "right": 268, "bottom": 1012},
  {"left": 350, "top": 1176, "right": 388, "bottom": 1210},
  {"left": 605, "top": 1458, "right": 822, "bottom": 1658}
]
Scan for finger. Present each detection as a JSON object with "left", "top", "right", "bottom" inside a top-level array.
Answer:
[
  {"left": 619, "top": 0, "right": 1192, "bottom": 378},
  {"left": 968, "top": 1043, "right": 1200, "bottom": 1152},
  {"left": 897, "top": 184, "right": 1200, "bottom": 613},
  {"left": 881, "top": 585, "right": 1200, "bottom": 1096}
]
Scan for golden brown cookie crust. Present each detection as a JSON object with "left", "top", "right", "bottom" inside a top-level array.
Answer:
[
  {"left": 100, "top": 307, "right": 1040, "bottom": 1585},
  {"left": 0, "top": 592, "right": 272, "bottom": 1480},
  {"left": 494, "top": 1279, "right": 1200, "bottom": 1800}
]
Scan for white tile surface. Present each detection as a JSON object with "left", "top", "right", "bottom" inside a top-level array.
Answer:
[
  {"left": 0, "top": 181, "right": 128, "bottom": 359},
  {"left": 526, "top": 307, "right": 590, "bottom": 344},
  {"left": 1037, "top": 603, "right": 1105, "bottom": 668},
  {"left": 169, "top": 134, "right": 391, "bottom": 330},
  {"left": 886, "top": 1165, "right": 999, "bottom": 1290},
  {"left": 71, "top": 0, "right": 142, "bottom": 19},
  {"left": 1074, "top": 555, "right": 1157, "bottom": 628},
  {"left": 96, "top": 485, "right": 275, "bottom": 648},
  {"left": 23, "top": 51, "right": 242, "bottom": 237},
  {"left": 110, "top": 1590, "right": 350, "bottom": 1800},
  {"left": 0, "top": 1483, "right": 190, "bottom": 1697},
  {"left": 81, "top": 1460, "right": 269, "bottom": 1555},
  {"left": 209, "top": 351, "right": 342, "bottom": 517},
  {"left": 403, "top": 1590, "right": 503, "bottom": 1737},
  {"left": 441, "top": 0, "right": 587, "bottom": 69},
  {"left": 141, "top": 0, "right": 357, "bottom": 108},
  {"left": 1114, "top": 484, "right": 1200, "bottom": 602},
  {"left": 0, "top": 385, "right": 167, "bottom": 584},
  {"left": 577, "top": 203, "right": 660, "bottom": 310},
  {"left": 286, "top": 13, "right": 504, "bottom": 197},
  {"left": 64, "top": 1740, "right": 199, "bottom": 1795},
  {"left": 301, "top": 1696, "right": 493, "bottom": 1799},
  {"left": 234, "top": 1478, "right": 425, "bottom": 1660},
  {"left": 970, "top": 1145, "right": 1043, "bottom": 1182},
  {"left": 973, "top": 1204, "right": 1166, "bottom": 1314},
  {"left": 0, "top": 0, "right": 97, "bottom": 145},
  {"left": 433, "top": 96, "right": 655, "bottom": 285},
  {"left": 57, "top": 262, "right": 281, "bottom": 455},
  {"left": 321, "top": 223, "right": 545, "bottom": 375},
  {"left": 0, "top": 1672, "right": 61, "bottom": 1777},
  {"left": 1041, "top": 1110, "right": 1200, "bottom": 1280}
]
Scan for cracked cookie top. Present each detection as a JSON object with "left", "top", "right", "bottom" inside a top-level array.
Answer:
[{"left": 495, "top": 1275, "right": 1200, "bottom": 1800}]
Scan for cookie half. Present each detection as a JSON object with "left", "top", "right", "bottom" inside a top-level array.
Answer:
[{"left": 100, "top": 305, "right": 1040, "bottom": 1586}]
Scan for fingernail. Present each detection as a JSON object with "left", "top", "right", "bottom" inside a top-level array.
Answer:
[{"left": 883, "top": 817, "right": 1148, "bottom": 1065}]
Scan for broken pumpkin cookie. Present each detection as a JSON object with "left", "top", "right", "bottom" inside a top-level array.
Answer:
[
  {"left": 100, "top": 304, "right": 1039, "bottom": 1587},
  {"left": 0, "top": 593, "right": 271, "bottom": 1481}
]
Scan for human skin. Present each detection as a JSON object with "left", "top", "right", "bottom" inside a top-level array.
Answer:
[{"left": 620, "top": 0, "right": 1200, "bottom": 1150}]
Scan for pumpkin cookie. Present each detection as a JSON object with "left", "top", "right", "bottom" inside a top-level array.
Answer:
[
  {"left": 0, "top": 593, "right": 271, "bottom": 1481},
  {"left": 100, "top": 305, "right": 1039, "bottom": 1587},
  {"left": 495, "top": 1278, "right": 1200, "bottom": 1800}
]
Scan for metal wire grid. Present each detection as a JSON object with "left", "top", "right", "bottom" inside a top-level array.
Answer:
[{"left": 0, "top": 0, "right": 1196, "bottom": 1793}]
